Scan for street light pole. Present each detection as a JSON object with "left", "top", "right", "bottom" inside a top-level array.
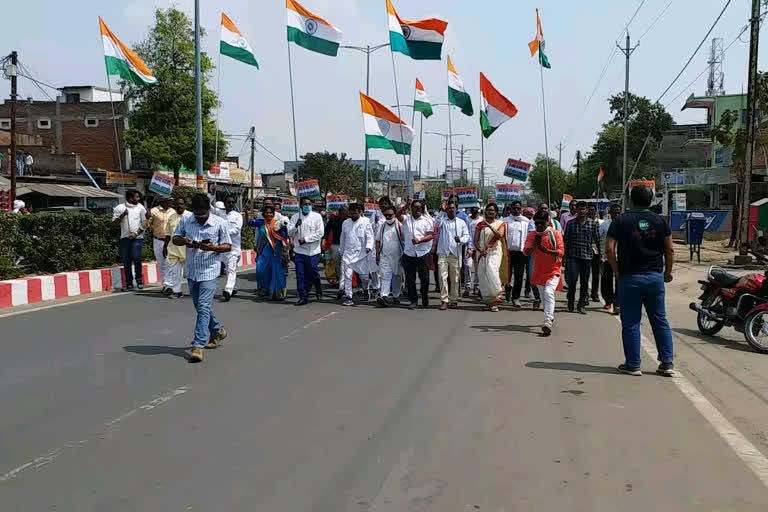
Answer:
[{"left": 194, "top": 0, "right": 204, "bottom": 190}]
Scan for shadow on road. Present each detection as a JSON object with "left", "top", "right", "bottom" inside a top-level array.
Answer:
[
  {"left": 525, "top": 361, "right": 621, "bottom": 374},
  {"left": 672, "top": 327, "right": 755, "bottom": 353},
  {"left": 471, "top": 324, "right": 533, "bottom": 333},
  {"left": 123, "top": 345, "right": 189, "bottom": 359}
]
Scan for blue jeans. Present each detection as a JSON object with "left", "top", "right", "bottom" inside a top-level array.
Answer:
[
  {"left": 617, "top": 272, "right": 674, "bottom": 367},
  {"left": 188, "top": 279, "right": 222, "bottom": 348},
  {"left": 295, "top": 253, "right": 319, "bottom": 300},
  {"left": 119, "top": 237, "right": 144, "bottom": 286}
]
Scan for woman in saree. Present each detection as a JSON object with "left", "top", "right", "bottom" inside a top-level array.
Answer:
[
  {"left": 249, "top": 205, "right": 288, "bottom": 301},
  {"left": 474, "top": 203, "right": 509, "bottom": 312}
]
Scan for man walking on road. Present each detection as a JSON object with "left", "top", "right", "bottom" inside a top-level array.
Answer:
[
  {"left": 324, "top": 207, "right": 348, "bottom": 299},
  {"left": 600, "top": 203, "right": 622, "bottom": 313},
  {"left": 340, "top": 203, "right": 375, "bottom": 306},
  {"left": 144, "top": 196, "right": 173, "bottom": 294},
  {"left": 560, "top": 200, "right": 578, "bottom": 233},
  {"left": 606, "top": 186, "right": 675, "bottom": 377},
  {"left": 397, "top": 199, "right": 435, "bottom": 310},
  {"left": 163, "top": 198, "right": 191, "bottom": 299},
  {"left": 434, "top": 201, "right": 469, "bottom": 310},
  {"left": 588, "top": 203, "right": 603, "bottom": 303},
  {"left": 504, "top": 200, "right": 529, "bottom": 308},
  {"left": 289, "top": 197, "right": 325, "bottom": 306},
  {"left": 112, "top": 189, "right": 147, "bottom": 292},
  {"left": 221, "top": 196, "right": 243, "bottom": 302},
  {"left": 564, "top": 201, "right": 601, "bottom": 314},
  {"left": 375, "top": 205, "right": 404, "bottom": 307},
  {"left": 172, "top": 194, "right": 232, "bottom": 363},
  {"left": 524, "top": 210, "right": 564, "bottom": 336}
]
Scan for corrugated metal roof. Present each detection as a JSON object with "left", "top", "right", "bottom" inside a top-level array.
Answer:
[{"left": 19, "top": 184, "right": 121, "bottom": 198}]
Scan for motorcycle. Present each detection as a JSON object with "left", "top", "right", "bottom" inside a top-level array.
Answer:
[{"left": 689, "top": 263, "right": 768, "bottom": 353}]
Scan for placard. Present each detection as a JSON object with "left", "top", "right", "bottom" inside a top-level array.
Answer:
[
  {"left": 560, "top": 194, "right": 573, "bottom": 211},
  {"left": 454, "top": 186, "right": 478, "bottom": 207},
  {"left": 628, "top": 179, "right": 656, "bottom": 197},
  {"left": 106, "top": 171, "right": 137, "bottom": 185},
  {"left": 413, "top": 190, "right": 425, "bottom": 201},
  {"left": 495, "top": 184, "right": 521, "bottom": 203},
  {"left": 296, "top": 179, "right": 322, "bottom": 199},
  {"left": 442, "top": 189, "right": 453, "bottom": 201},
  {"left": 281, "top": 198, "right": 299, "bottom": 214},
  {"left": 148, "top": 171, "right": 174, "bottom": 196},
  {"left": 503, "top": 158, "right": 531, "bottom": 181},
  {"left": 327, "top": 194, "right": 349, "bottom": 212},
  {"left": 364, "top": 202, "right": 379, "bottom": 219}
]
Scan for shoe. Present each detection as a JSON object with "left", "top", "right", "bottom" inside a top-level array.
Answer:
[
  {"left": 511, "top": 299, "right": 522, "bottom": 309},
  {"left": 162, "top": 287, "right": 172, "bottom": 296},
  {"left": 422, "top": 298, "right": 430, "bottom": 309},
  {"left": 542, "top": 324, "right": 552, "bottom": 336},
  {"left": 657, "top": 362, "right": 675, "bottom": 377},
  {"left": 337, "top": 290, "right": 344, "bottom": 301},
  {"left": 315, "top": 288, "right": 323, "bottom": 301},
  {"left": 617, "top": 364, "right": 642, "bottom": 376},
  {"left": 137, "top": 284, "right": 144, "bottom": 290},
  {"left": 463, "top": 289, "right": 470, "bottom": 298},
  {"left": 603, "top": 304, "right": 612, "bottom": 310},
  {"left": 342, "top": 297, "right": 354, "bottom": 307},
  {"left": 449, "top": 302, "right": 458, "bottom": 309},
  {"left": 490, "top": 305, "right": 500, "bottom": 312},
  {"left": 613, "top": 307, "right": 621, "bottom": 316},
  {"left": 376, "top": 296, "right": 390, "bottom": 308},
  {"left": 591, "top": 295, "right": 600, "bottom": 303},
  {"left": 532, "top": 301, "right": 541, "bottom": 311},
  {"left": 392, "top": 297, "right": 401, "bottom": 305},
  {"left": 504, "top": 290, "right": 511, "bottom": 302},
  {"left": 223, "top": 291, "right": 232, "bottom": 302},
  {"left": 567, "top": 300, "right": 575, "bottom": 312},
  {"left": 170, "top": 292, "right": 183, "bottom": 299},
  {"left": 408, "top": 301, "right": 418, "bottom": 310},
  {"left": 439, "top": 302, "right": 449, "bottom": 311},
  {"left": 189, "top": 347, "right": 203, "bottom": 363},
  {"left": 295, "top": 298, "right": 308, "bottom": 306},
  {"left": 122, "top": 285, "right": 134, "bottom": 292},
  {"left": 577, "top": 306, "right": 587, "bottom": 315},
  {"left": 231, "top": 290, "right": 238, "bottom": 297},
  {"left": 205, "top": 327, "right": 227, "bottom": 349}
]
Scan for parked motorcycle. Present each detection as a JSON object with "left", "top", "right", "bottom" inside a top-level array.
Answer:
[{"left": 689, "top": 263, "right": 768, "bottom": 353}]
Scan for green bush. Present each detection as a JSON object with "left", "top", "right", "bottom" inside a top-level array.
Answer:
[{"left": 0, "top": 214, "right": 23, "bottom": 279}]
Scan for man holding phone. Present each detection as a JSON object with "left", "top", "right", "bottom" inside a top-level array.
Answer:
[{"left": 172, "top": 194, "right": 232, "bottom": 363}]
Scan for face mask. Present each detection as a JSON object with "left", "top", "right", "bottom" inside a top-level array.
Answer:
[
  {"left": 386, "top": 218, "right": 396, "bottom": 225},
  {"left": 301, "top": 205, "right": 311, "bottom": 215}
]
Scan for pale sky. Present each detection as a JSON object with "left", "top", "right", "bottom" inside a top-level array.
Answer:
[{"left": 1, "top": 0, "right": 764, "bottom": 183}]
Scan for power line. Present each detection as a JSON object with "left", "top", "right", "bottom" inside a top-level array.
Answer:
[{"left": 637, "top": 0, "right": 674, "bottom": 42}]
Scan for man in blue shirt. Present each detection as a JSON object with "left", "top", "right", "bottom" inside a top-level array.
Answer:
[{"left": 173, "top": 194, "right": 232, "bottom": 363}]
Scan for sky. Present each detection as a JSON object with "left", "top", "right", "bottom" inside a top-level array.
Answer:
[{"left": 1, "top": 0, "right": 765, "bottom": 184}]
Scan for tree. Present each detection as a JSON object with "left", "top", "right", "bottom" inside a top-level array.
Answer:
[
  {"left": 528, "top": 154, "right": 571, "bottom": 206},
  {"left": 123, "top": 8, "right": 226, "bottom": 172},
  {"left": 424, "top": 184, "right": 443, "bottom": 211},
  {"left": 297, "top": 152, "right": 377, "bottom": 201}
]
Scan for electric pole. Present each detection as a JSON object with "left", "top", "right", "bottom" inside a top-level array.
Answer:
[
  {"left": 576, "top": 150, "right": 581, "bottom": 190},
  {"left": 249, "top": 126, "right": 256, "bottom": 207},
  {"left": 9, "top": 51, "right": 17, "bottom": 203},
  {"left": 557, "top": 142, "right": 564, "bottom": 170},
  {"left": 618, "top": 32, "right": 639, "bottom": 210},
  {"left": 738, "top": 0, "right": 762, "bottom": 262}
]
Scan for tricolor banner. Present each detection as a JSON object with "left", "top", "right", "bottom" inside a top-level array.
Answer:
[
  {"left": 455, "top": 186, "right": 478, "bottom": 207},
  {"left": 297, "top": 179, "right": 322, "bottom": 199},
  {"left": 442, "top": 189, "right": 453, "bottom": 201},
  {"left": 220, "top": 13, "right": 259, "bottom": 68},
  {"left": 361, "top": 92, "right": 414, "bottom": 155},
  {"left": 148, "top": 171, "right": 174, "bottom": 196},
  {"left": 561, "top": 194, "right": 573, "bottom": 211},
  {"left": 504, "top": 159, "right": 531, "bottom": 181},
  {"left": 364, "top": 202, "right": 379, "bottom": 219},
  {"left": 386, "top": 0, "right": 447, "bottom": 61},
  {"left": 495, "top": 184, "right": 521, "bottom": 203},
  {"left": 327, "top": 194, "right": 349, "bottom": 212},
  {"left": 100, "top": 17, "right": 156, "bottom": 86},
  {"left": 287, "top": 0, "right": 342, "bottom": 57},
  {"left": 628, "top": 179, "right": 656, "bottom": 196},
  {"left": 282, "top": 198, "right": 299, "bottom": 214}
]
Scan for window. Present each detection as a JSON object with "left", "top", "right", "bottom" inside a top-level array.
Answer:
[
  {"left": 65, "top": 93, "right": 80, "bottom": 104},
  {"left": 84, "top": 118, "right": 98, "bottom": 128},
  {"left": 37, "top": 118, "right": 51, "bottom": 129},
  {"left": 0, "top": 119, "right": 9, "bottom": 129}
]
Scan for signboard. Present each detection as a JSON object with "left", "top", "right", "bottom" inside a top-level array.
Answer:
[
  {"left": 281, "top": 198, "right": 299, "bottom": 214},
  {"left": 672, "top": 192, "right": 687, "bottom": 212},
  {"left": 0, "top": 189, "right": 10, "bottom": 212},
  {"left": 208, "top": 161, "right": 231, "bottom": 181},
  {"left": 148, "top": 171, "right": 175, "bottom": 196},
  {"left": 503, "top": 158, "right": 531, "bottom": 181},
  {"left": 495, "top": 184, "right": 521, "bottom": 203},
  {"left": 442, "top": 189, "right": 453, "bottom": 201},
  {"left": 327, "top": 194, "right": 349, "bottom": 212},
  {"left": 297, "top": 179, "right": 322, "bottom": 199},
  {"left": 455, "top": 186, "right": 478, "bottom": 207},
  {"left": 670, "top": 210, "right": 731, "bottom": 232},
  {"left": 106, "top": 171, "right": 137, "bottom": 185},
  {"left": 561, "top": 194, "right": 573, "bottom": 211},
  {"left": 364, "top": 202, "right": 379, "bottom": 219},
  {"left": 413, "top": 190, "right": 426, "bottom": 201},
  {"left": 628, "top": 179, "right": 656, "bottom": 196},
  {"left": 661, "top": 171, "right": 685, "bottom": 185}
]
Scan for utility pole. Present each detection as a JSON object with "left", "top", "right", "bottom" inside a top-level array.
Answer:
[
  {"left": 9, "top": 51, "right": 17, "bottom": 203},
  {"left": 737, "top": 0, "right": 762, "bottom": 262},
  {"left": 576, "top": 150, "right": 581, "bottom": 190},
  {"left": 460, "top": 143, "right": 464, "bottom": 183},
  {"left": 194, "top": 0, "right": 204, "bottom": 190},
  {"left": 617, "top": 32, "right": 639, "bottom": 210},
  {"left": 557, "top": 142, "right": 564, "bottom": 170},
  {"left": 249, "top": 127, "right": 256, "bottom": 207}
]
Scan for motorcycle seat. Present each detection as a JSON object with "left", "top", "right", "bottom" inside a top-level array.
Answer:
[{"left": 711, "top": 268, "right": 741, "bottom": 288}]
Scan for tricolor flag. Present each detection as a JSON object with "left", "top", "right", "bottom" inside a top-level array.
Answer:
[
  {"left": 287, "top": 0, "right": 342, "bottom": 57},
  {"left": 360, "top": 92, "right": 414, "bottom": 156},
  {"left": 220, "top": 14, "right": 259, "bottom": 68},
  {"left": 386, "top": 0, "right": 447, "bottom": 61},
  {"left": 99, "top": 17, "right": 156, "bottom": 86},
  {"left": 479, "top": 73, "right": 518, "bottom": 139},
  {"left": 448, "top": 55, "right": 473, "bottom": 117},
  {"left": 598, "top": 168, "right": 605, "bottom": 183},
  {"left": 414, "top": 79, "right": 433, "bottom": 118},
  {"left": 528, "top": 8, "right": 551, "bottom": 69}
]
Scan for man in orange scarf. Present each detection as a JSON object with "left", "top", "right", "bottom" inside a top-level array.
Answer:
[{"left": 524, "top": 210, "right": 565, "bottom": 336}]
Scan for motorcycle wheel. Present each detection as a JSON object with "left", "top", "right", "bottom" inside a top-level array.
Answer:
[
  {"left": 744, "top": 309, "right": 768, "bottom": 353},
  {"left": 697, "top": 295, "right": 725, "bottom": 335}
]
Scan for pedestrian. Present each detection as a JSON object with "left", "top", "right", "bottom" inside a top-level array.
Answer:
[
  {"left": 144, "top": 196, "right": 174, "bottom": 294},
  {"left": 434, "top": 201, "right": 470, "bottom": 310},
  {"left": 16, "top": 151, "right": 24, "bottom": 176},
  {"left": 563, "top": 201, "right": 601, "bottom": 314},
  {"left": 251, "top": 205, "right": 288, "bottom": 301},
  {"left": 464, "top": 203, "right": 483, "bottom": 297},
  {"left": 522, "top": 206, "right": 536, "bottom": 298},
  {"left": 439, "top": 194, "right": 473, "bottom": 297},
  {"left": 112, "top": 189, "right": 147, "bottom": 292},
  {"left": 340, "top": 203, "right": 375, "bottom": 306},
  {"left": 375, "top": 204, "right": 404, "bottom": 307},
  {"left": 524, "top": 210, "right": 564, "bottom": 336},
  {"left": 588, "top": 203, "right": 603, "bottom": 302},
  {"left": 171, "top": 194, "right": 232, "bottom": 363},
  {"left": 221, "top": 195, "right": 243, "bottom": 302},
  {"left": 606, "top": 186, "right": 675, "bottom": 377},
  {"left": 324, "top": 207, "right": 348, "bottom": 299},
  {"left": 600, "top": 203, "right": 622, "bottom": 313},
  {"left": 560, "top": 200, "right": 578, "bottom": 233},
  {"left": 289, "top": 196, "right": 324, "bottom": 306},
  {"left": 503, "top": 200, "right": 529, "bottom": 308},
  {"left": 163, "top": 198, "right": 192, "bottom": 298},
  {"left": 397, "top": 199, "right": 434, "bottom": 310},
  {"left": 527, "top": 202, "right": 560, "bottom": 310},
  {"left": 474, "top": 203, "right": 509, "bottom": 312}
]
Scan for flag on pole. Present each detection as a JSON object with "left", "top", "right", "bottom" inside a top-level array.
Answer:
[
  {"left": 448, "top": 55, "right": 473, "bottom": 117},
  {"left": 287, "top": 0, "right": 342, "bottom": 57},
  {"left": 386, "top": 0, "right": 447, "bottom": 61},
  {"left": 414, "top": 79, "right": 433, "bottom": 118},
  {"left": 360, "top": 92, "right": 414, "bottom": 155},
  {"left": 99, "top": 17, "right": 156, "bottom": 86},
  {"left": 479, "top": 72, "right": 518, "bottom": 139},
  {"left": 598, "top": 168, "right": 605, "bottom": 183},
  {"left": 528, "top": 8, "right": 551, "bottom": 69},
  {"left": 220, "top": 13, "right": 259, "bottom": 68}
]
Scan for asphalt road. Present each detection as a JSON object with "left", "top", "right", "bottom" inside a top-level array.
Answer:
[{"left": 2, "top": 269, "right": 768, "bottom": 511}]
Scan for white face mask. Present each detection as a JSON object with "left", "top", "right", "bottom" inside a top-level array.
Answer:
[{"left": 386, "top": 218, "right": 396, "bottom": 225}]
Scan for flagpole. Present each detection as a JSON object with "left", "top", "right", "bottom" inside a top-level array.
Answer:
[
  {"left": 214, "top": 44, "right": 223, "bottom": 167},
  {"left": 446, "top": 60, "right": 454, "bottom": 184},
  {"left": 105, "top": 72, "right": 126, "bottom": 196},
  {"left": 388, "top": 49, "right": 410, "bottom": 196},
  {"left": 538, "top": 59, "right": 552, "bottom": 207},
  {"left": 480, "top": 129, "right": 485, "bottom": 203},
  {"left": 287, "top": 40, "right": 300, "bottom": 181},
  {"left": 418, "top": 115, "right": 423, "bottom": 180}
]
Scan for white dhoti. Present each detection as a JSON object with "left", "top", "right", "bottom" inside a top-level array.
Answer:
[
  {"left": 379, "top": 255, "right": 402, "bottom": 299},
  {"left": 153, "top": 238, "right": 170, "bottom": 288},
  {"left": 166, "top": 258, "right": 184, "bottom": 293},
  {"left": 342, "top": 257, "right": 372, "bottom": 299}
]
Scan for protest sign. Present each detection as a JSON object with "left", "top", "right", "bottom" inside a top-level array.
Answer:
[
  {"left": 561, "top": 194, "right": 573, "bottom": 211},
  {"left": 495, "top": 184, "right": 521, "bottom": 203},
  {"left": 364, "top": 202, "right": 379, "bottom": 219},
  {"left": 455, "top": 186, "right": 478, "bottom": 207},
  {"left": 281, "top": 198, "right": 299, "bottom": 214},
  {"left": 503, "top": 159, "right": 531, "bottom": 181},
  {"left": 296, "top": 179, "right": 322, "bottom": 199},
  {"left": 148, "top": 171, "right": 174, "bottom": 196},
  {"left": 414, "top": 190, "right": 425, "bottom": 201},
  {"left": 327, "top": 194, "right": 349, "bottom": 212},
  {"left": 628, "top": 179, "right": 656, "bottom": 196},
  {"left": 442, "top": 189, "right": 453, "bottom": 201}
]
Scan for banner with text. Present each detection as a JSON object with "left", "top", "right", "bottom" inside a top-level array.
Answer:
[
  {"left": 106, "top": 171, "right": 137, "bottom": 185},
  {"left": 327, "top": 194, "right": 349, "bottom": 212},
  {"left": 455, "top": 186, "right": 478, "bottom": 207},
  {"left": 561, "top": 193, "right": 573, "bottom": 211},
  {"left": 504, "top": 159, "right": 531, "bottom": 181},
  {"left": 297, "top": 179, "right": 322, "bottom": 199},
  {"left": 281, "top": 198, "right": 299, "bottom": 214},
  {"left": 628, "top": 179, "right": 656, "bottom": 197},
  {"left": 148, "top": 171, "right": 175, "bottom": 196},
  {"left": 364, "top": 202, "right": 379, "bottom": 219},
  {"left": 495, "top": 184, "right": 521, "bottom": 203},
  {"left": 442, "top": 189, "right": 453, "bottom": 201}
]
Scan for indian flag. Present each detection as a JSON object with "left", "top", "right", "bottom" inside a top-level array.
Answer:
[
  {"left": 361, "top": 92, "right": 414, "bottom": 155},
  {"left": 598, "top": 168, "right": 605, "bottom": 183},
  {"left": 220, "top": 13, "right": 258, "bottom": 68},
  {"left": 287, "top": 0, "right": 342, "bottom": 57},
  {"left": 480, "top": 72, "right": 518, "bottom": 139},
  {"left": 528, "top": 8, "right": 551, "bottom": 69},
  {"left": 448, "top": 55, "right": 473, "bottom": 117},
  {"left": 386, "top": 0, "right": 447, "bottom": 61},
  {"left": 414, "top": 79, "right": 433, "bottom": 118},
  {"left": 99, "top": 17, "right": 156, "bottom": 86}
]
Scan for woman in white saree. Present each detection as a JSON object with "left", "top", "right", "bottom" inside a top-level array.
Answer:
[{"left": 473, "top": 203, "right": 509, "bottom": 312}]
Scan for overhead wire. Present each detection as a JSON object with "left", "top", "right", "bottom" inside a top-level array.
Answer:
[{"left": 637, "top": 0, "right": 674, "bottom": 42}]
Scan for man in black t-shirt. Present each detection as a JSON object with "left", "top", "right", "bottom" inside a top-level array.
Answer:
[{"left": 606, "top": 186, "right": 675, "bottom": 377}]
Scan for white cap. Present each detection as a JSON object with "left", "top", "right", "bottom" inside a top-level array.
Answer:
[
  {"left": 13, "top": 200, "right": 25, "bottom": 209},
  {"left": 214, "top": 201, "right": 225, "bottom": 210}
]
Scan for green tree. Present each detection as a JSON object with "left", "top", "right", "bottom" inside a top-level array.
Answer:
[
  {"left": 297, "top": 152, "right": 378, "bottom": 201},
  {"left": 124, "top": 8, "right": 226, "bottom": 171},
  {"left": 528, "top": 154, "right": 571, "bottom": 206},
  {"left": 424, "top": 184, "right": 443, "bottom": 211}
]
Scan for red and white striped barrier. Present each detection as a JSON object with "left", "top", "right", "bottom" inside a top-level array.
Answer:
[{"left": 0, "top": 249, "right": 255, "bottom": 309}]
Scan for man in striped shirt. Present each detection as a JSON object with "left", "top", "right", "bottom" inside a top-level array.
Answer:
[{"left": 172, "top": 194, "right": 232, "bottom": 363}]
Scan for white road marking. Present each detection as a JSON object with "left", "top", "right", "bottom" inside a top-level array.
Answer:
[
  {"left": 280, "top": 312, "right": 339, "bottom": 341},
  {"left": 614, "top": 317, "right": 768, "bottom": 488},
  {"left": 105, "top": 386, "right": 189, "bottom": 427}
]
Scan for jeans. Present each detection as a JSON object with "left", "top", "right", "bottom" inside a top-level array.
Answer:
[
  {"left": 601, "top": 262, "right": 618, "bottom": 306},
  {"left": 617, "top": 272, "right": 674, "bottom": 368},
  {"left": 525, "top": 254, "right": 533, "bottom": 296},
  {"left": 295, "top": 253, "right": 320, "bottom": 300},
  {"left": 403, "top": 253, "right": 431, "bottom": 305},
  {"left": 432, "top": 252, "right": 440, "bottom": 291},
  {"left": 591, "top": 255, "right": 601, "bottom": 299},
  {"left": 188, "top": 278, "right": 222, "bottom": 348},
  {"left": 566, "top": 257, "right": 591, "bottom": 307},
  {"left": 119, "top": 237, "right": 144, "bottom": 287},
  {"left": 505, "top": 251, "right": 527, "bottom": 300}
]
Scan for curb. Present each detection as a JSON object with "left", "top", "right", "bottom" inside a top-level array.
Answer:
[{"left": 0, "top": 249, "right": 256, "bottom": 309}]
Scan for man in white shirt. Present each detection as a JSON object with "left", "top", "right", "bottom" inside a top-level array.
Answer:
[
  {"left": 599, "top": 203, "right": 622, "bottom": 313},
  {"left": 504, "top": 200, "right": 530, "bottom": 308},
  {"left": 289, "top": 196, "right": 325, "bottom": 306},
  {"left": 397, "top": 199, "right": 435, "bottom": 310},
  {"left": 434, "top": 201, "right": 470, "bottom": 310},
  {"left": 375, "top": 204, "right": 404, "bottom": 307},
  {"left": 340, "top": 203, "right": 375, "bottom": 306},
  {"left": 464, "top": 203, "right": 483, "bottom": 297},
  {"left": 112, "top": 189, "right": 147, "bottom": 292},
  {"left": 220, "top": 196, "right": 243, "bottom": 301}
]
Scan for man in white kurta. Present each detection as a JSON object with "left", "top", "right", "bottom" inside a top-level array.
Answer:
[
  {"left": 375, "top": 205, "right": 404, "bottom": 307},
  {"left": 340, "top": 204, "right": 375, "bottom": 306}
]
